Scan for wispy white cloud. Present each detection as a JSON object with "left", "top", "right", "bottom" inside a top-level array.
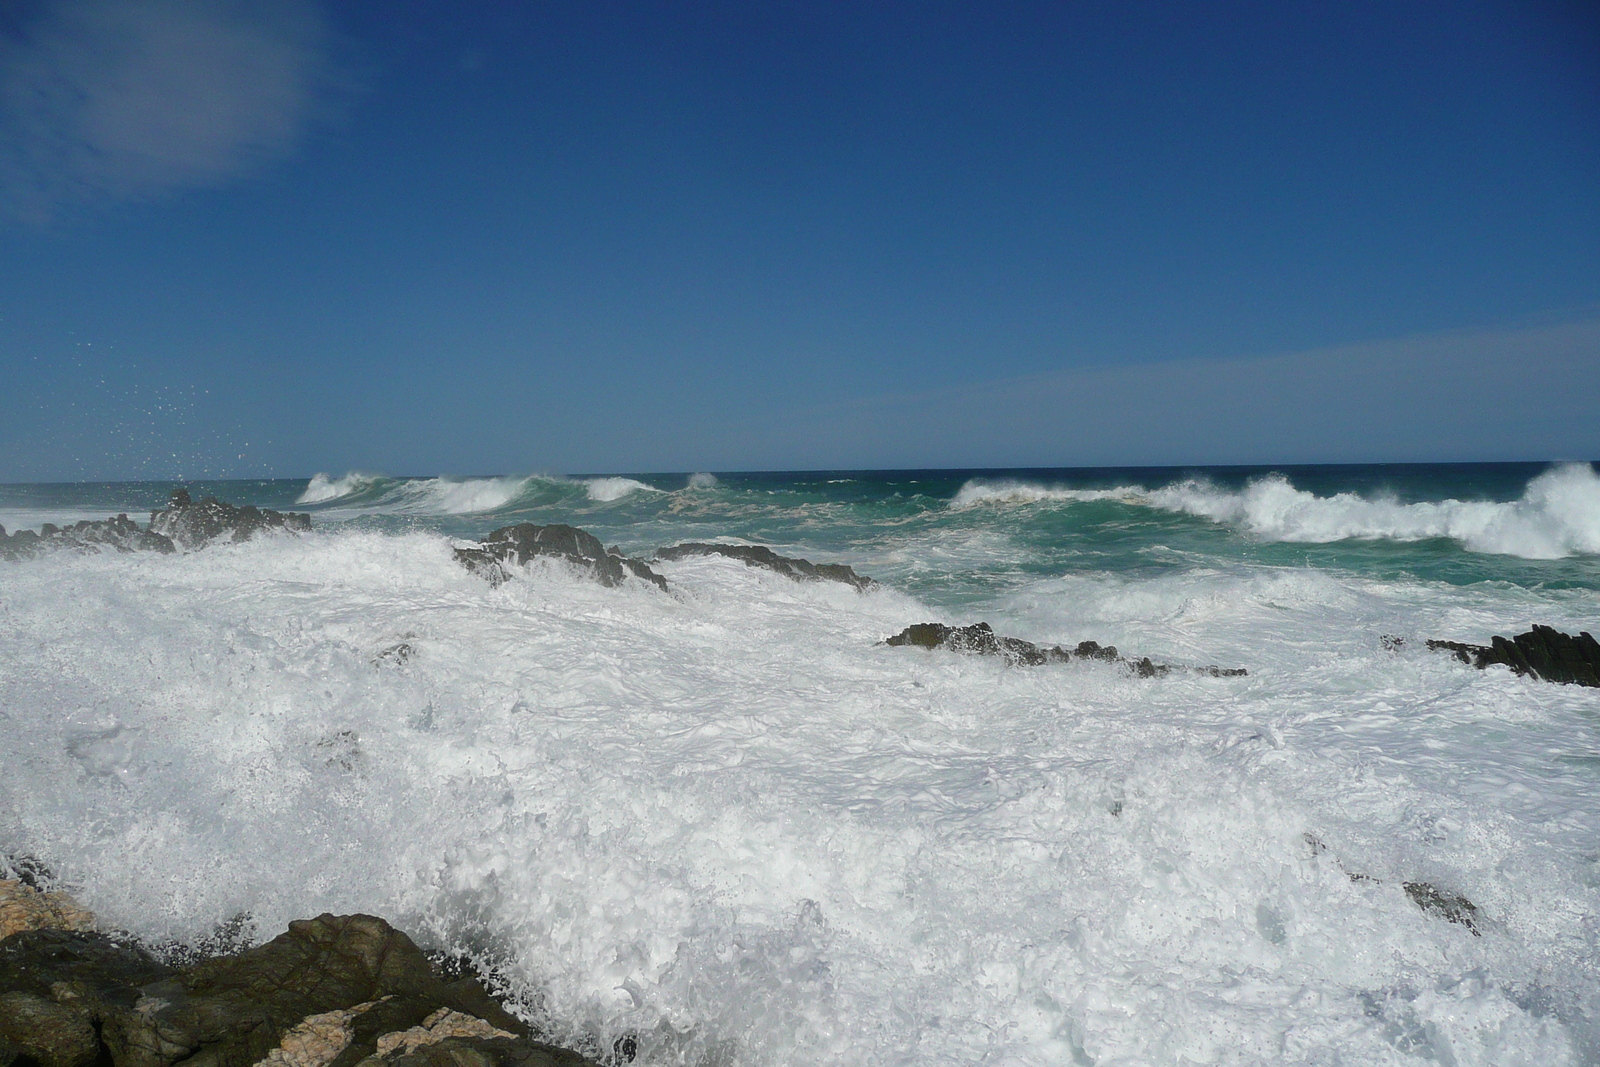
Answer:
[{"left": 0, "top": 0, "right": 331, "bottom": 220}]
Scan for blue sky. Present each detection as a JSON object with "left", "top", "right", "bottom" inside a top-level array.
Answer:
[{"left": 1, "top": 0, "right": 1597, "bottom": 480}]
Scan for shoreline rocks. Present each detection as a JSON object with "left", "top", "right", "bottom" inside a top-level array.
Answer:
[
  {"left": 1, "top": 490, "right": 311, "bottom": 561},
  {"left": 1427, "top": 625, "right": 1600, "bottom": 687},
  {"left": 653, "top": 542, "right": 876, "bottom": 591},
  {"left": 0, "top": 879, "right": 597, "bottom": 1067},
  {"left": 149, "top": 489, "right": 312, "bottom": 550},
  {"left": 885, "top": 621, "right": 1248, "bottom": 678},
  {"left": 455, "top": 524, "right": 667, "bottom": 592}
]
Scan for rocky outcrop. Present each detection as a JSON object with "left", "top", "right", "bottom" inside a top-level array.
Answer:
[
  {"left": 455, "top": 524, "right": 667, "bottom": 592},
  {"left": 0, "top": 912, "right": 595, "bottom": 1067},
  {"left": 1427, "top": 625, "right": 1600, "bottom": 687},
  {"left": 653, "top": 542, "right": 876, "bottom": 591},
  {"left": 2, "top": 491, "right": 310, "bottom": 560},
  {"left": 147, "top": 489, "right": 312, "bottom": 550},
  {"left": 884, "top": 622, "right": 1247, "bottom": 678},
  {"left": 0, "top": 516, "right": 175, "bottom": 560}
]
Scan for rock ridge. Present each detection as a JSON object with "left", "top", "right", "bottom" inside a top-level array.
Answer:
[
  {"left": 1427, "top": 625, "right": 1600, "bottom": 687},
  {"left": 653, "top": 542, "right": 875, "bottom": 590},
  {"left": 884, "top": 621, "right": 1248, "bottom": 678}
]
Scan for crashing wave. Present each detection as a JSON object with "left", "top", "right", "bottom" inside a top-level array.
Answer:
[
  {"left": 583, "top": 477, "right": 662, "bottom": 502},
  {"left": 297, "top": 472, "right": 381, "bottom": 504},
  {"left": 687, "top": 472, "right": 719, "bottom": 489},
  {"left": 951, "top": 463, "right": 1600, "bottom": 559},
  {"left": 387, "top": 476, "right": 535, "bottom": 514}
]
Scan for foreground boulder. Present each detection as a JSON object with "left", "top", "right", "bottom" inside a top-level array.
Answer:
[
  {"left": 0, "top": 912, "right": 595, "bottom": 1067},
  {"left": 1427, "top": 625, "right": 1600, "bottom": 687},
  {"left": 148, "top": 489, "right": 312, "bottom": 550},
  {"left": 885, "top": 622, "right": 1247, "bottom": 678},
  {"left": 455, "top": 524, "right": 667, "bottom": 592},
  {"left": 653, "top": 542, "right": 876, "bottom": 591},
  {"left": 0, "top": 516, "right": 174, "bottom": 560}
]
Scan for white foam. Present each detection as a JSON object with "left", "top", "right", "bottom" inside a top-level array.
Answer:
[
  {"left": 949, "top": 481, "right": 1137, "bottom": 507},
  {"left": 583, "top": 477, "right": 662, "bottom": 502},
  {"left": 1, "top": 534, "right": 1595, "bottom": 1064},
  {"left": 687, "top": 473, "right": 719, "bottom": 489},
  {"left": 953, "top": 463, "right": 1600, "bottom": 559},
  {"left": 297, "top": 472, "right": 381, "bottom": 504}
]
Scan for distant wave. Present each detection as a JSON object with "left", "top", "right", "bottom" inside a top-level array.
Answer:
[
  {"left": 583, "top": 477, "right": 663, "bottom": 502},
  {"left": 952, "top": 462, "right": 1600, "bottom": 559},
  {"left": 388, "top": 476, "right": 535, "bottom": 514},
  {"left": 687, "top": 472, "right": 719, "bottom": 489},
  {"left": 950, "top": 482, "right": 1136, "bottom": 507},
  {"left": 297, "top": 472, "right": 382, "bottom": 504}
]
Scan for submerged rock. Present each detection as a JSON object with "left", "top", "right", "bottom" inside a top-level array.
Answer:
[
  {"left": 1302, "top": 834, "right": 1481, "bottom": 935},
  {"left": 0, "top": 914, "right": 595, "bottom": 1067},
  {"left": 653, "top": 542, "right": 876, "bottom": 591},
  {"left": 885, "top": 622, "right": 1247, "bottom": 678},
  {"left": 1427, "top": 625, "right": 1600, "bottom": 687},
  {"left": 455, "top": 524, "right": 667, "bottom": 592},
  {"left": 148, "top": 489, "right": 312, "bottom": 550}
]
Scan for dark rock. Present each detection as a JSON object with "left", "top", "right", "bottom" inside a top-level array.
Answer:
[
  {"left": 1427, "top": 625, "right": 1600, "bottom": 687},
  {"left": 384, "top": 1035, "right": 592, "bottom": 1067},
  {"left": 884, "top": 622, "right": 1247, "bottom": 677},
  {"left": 455, "top": 525, "right": 666, "bottom": 592},
  {"left": 0, "top": 915, "right": 602, "bottom": 1067},
  {"left": 0, "top": 515, "right": 175, "bottom": 560},
  {"left": 147, "top": 491, "right": 311, "bottom": 551},
  {"left": 653, "top": 542, "right": 876, "bottom": 591},
  {"left": 1403, "top": 882, "right": 1480, "bottom": 935},
  {"left": 1302, "top": 835, "right": 1481, "bottom": 936}
]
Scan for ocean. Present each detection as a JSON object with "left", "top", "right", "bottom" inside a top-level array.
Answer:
[{"left": 2, "top": 462, "right": 1598, "bottom": 1065}]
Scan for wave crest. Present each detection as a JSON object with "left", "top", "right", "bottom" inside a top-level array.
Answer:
[
  {"left": 584, "top": 477, "right": 662, "bottom": 502},
  {"left": 297, "top": 472, "right": 380, "bottom": 504},
  {"left": 952, "top": 463, "right": 1600, "bottom": 559}
]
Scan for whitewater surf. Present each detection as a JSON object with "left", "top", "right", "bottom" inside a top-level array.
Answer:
[{"left": 1, "top": 463, "right": 1597, "bottom": 1065}]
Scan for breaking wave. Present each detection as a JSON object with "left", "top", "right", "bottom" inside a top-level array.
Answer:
[
  {"left": 297, "top": 472, "right": 382, "bottom": 504},
  {"left": 387, "top": 476, "right": 535, "bottom": 514},
  {"left": 583, "top": 477, "right": 662, "bottom": 502},
  {"left": 953, "top": 463, "right": 1600, "bottom": 559}
]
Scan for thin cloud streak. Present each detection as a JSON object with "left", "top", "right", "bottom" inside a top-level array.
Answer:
[{"left": 0, "top": 0, "right": 330, "bottom": 220}]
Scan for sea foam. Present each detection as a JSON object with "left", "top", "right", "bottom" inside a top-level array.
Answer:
[{"left": 1, "top": 530, "right": 1595, "bottom": 1065}]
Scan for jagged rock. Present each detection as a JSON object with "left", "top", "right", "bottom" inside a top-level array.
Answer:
[
  {"left": 1427, "top": 625, "right": 1600, "bottom": 687},
  {"left": 147, "top": 489, "right": 312, "bottom": 551},
  {"left": 454, "top": 524, "right": 666, "bottom": 592},
  {"left": 0, "top": 515, "right": 174, "bottom": 560},
  {"left": 884, "top": 622, "right": 1246, "bottom": 678},
  {"left": 0, "top": 914, "right": 601, "bottom": 1067},
  {"left": 0, "top": 880, "right": 96, "bottom": 941},
  {"left": 653, "top": 542, "right": 876, "bottom": 591}
]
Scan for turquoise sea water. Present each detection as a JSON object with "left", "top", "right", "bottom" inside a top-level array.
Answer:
[{"left": 3, "top": 462, "right": 1599, "bottom": 1065}]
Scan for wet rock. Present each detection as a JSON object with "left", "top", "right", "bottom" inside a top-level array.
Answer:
[
  {"left": 1302, "top": 835, "right": 1481, "bottom": 936},
  {"left": 1427, "top": 625, "right": 1600, "bottom": 687},
  {"left": 0, "top": 914, "right": 599, "bottom": 1067},
  {"left": 653, "top": 542, "right": 876, "bottom": 591},
  {"left": 0, "top": 515, "right": 174, "bottom": 560},
  {"left": 884, "top": 622, "right": 1246, "bottom": 678},
  {"left": 0, "top": 880, "right": 96, "bottom": 941},
  {"left": 147, "top": 489, "right": 311, "bottom": 550},
  {"left": 454, "top": 524, "right": 666, "bottom": 592},
  {"left": 1403, "top": 882, "right": 1480, "bottom": 935}
]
